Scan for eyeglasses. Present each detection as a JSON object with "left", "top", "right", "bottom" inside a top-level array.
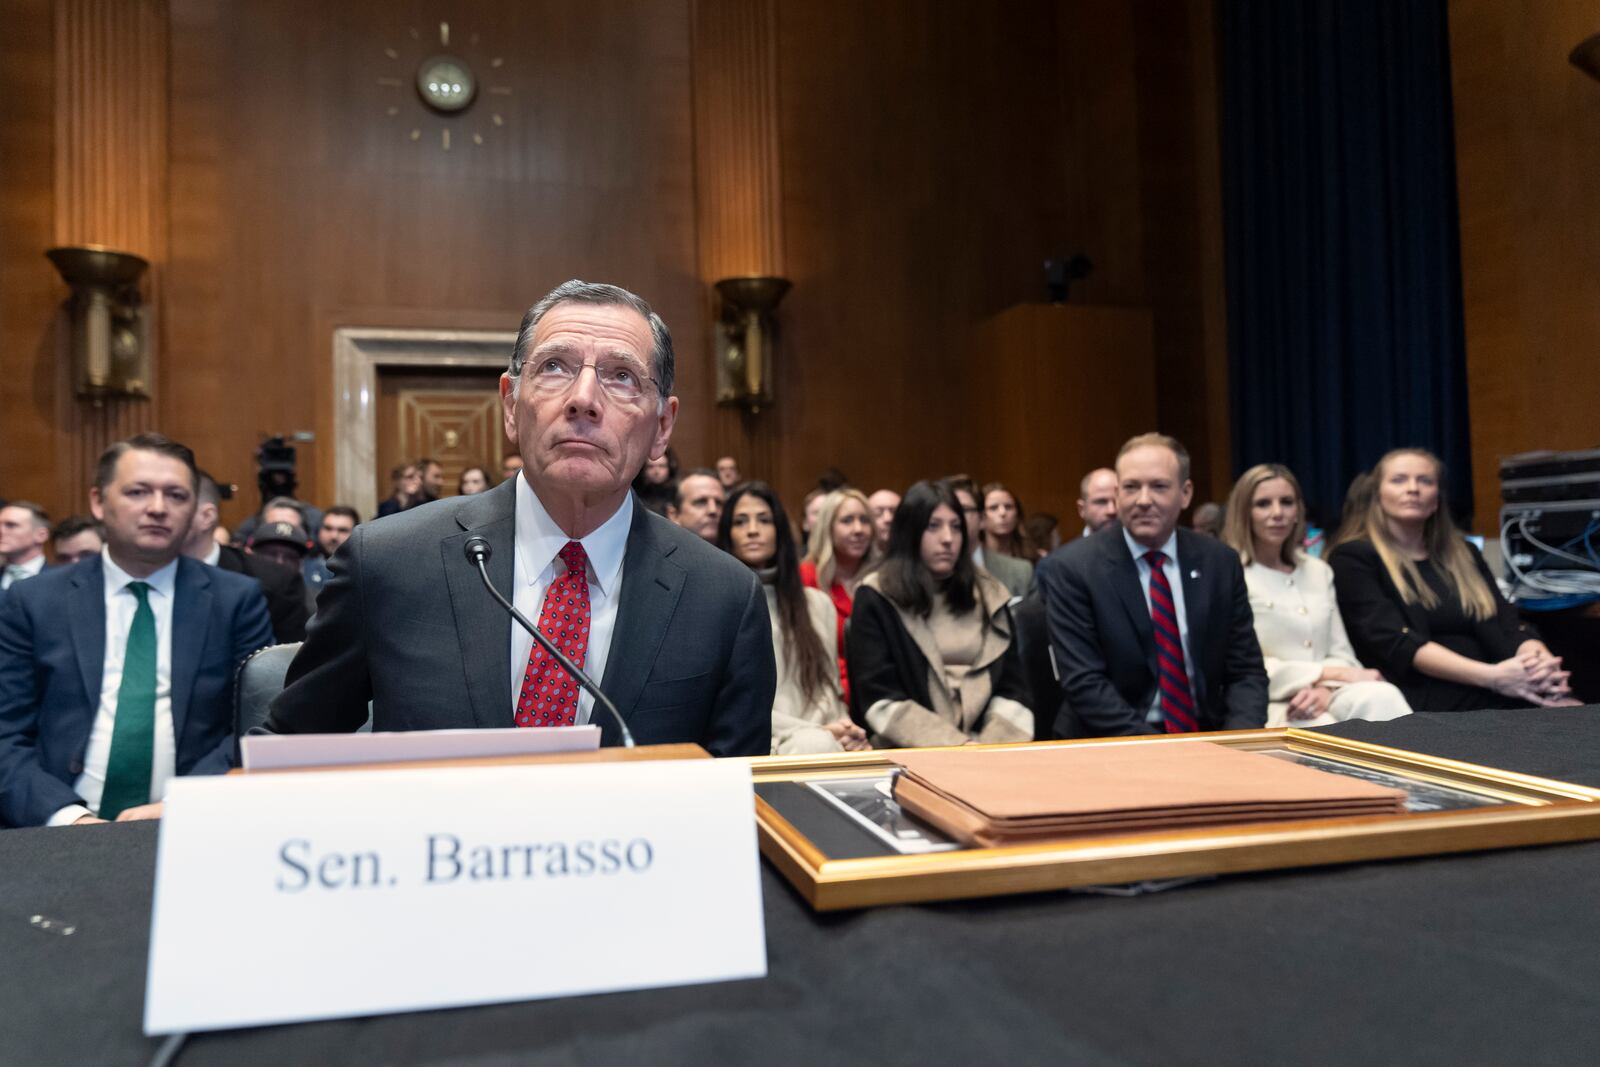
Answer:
[{"left": 525, "top": 355, "right": 658, "bottom": 402}]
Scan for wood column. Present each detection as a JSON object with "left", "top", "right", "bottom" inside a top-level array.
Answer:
[
  {"left": 51, "top": 0, "right": 168, "bottom": 506},
  {"left": 690, "top": 0, "right": 785, "bottom": 482}
]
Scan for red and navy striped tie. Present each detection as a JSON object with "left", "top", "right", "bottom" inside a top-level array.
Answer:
[{"left": 1144, "top": 550, "right": 1198, "bottom": 733}]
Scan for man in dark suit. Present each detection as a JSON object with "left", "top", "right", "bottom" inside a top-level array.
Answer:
[
  {"left": 0, "top": 434, "right": 274, "bottom": 827},
  {"left": 263, "top": 280, "right": 775, "bottom": 755},
  {"left": 1037, "top": 433, "right": 1266, "bottom": 737},
  {"left": 182, "top": 471, "right": 309, "bottom": 643},
  {"left": 0, "top": 501, "right": 54, "bottom": 593}
]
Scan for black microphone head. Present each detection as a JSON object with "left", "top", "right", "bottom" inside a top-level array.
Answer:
[{"left": 463, "top": 536, "right": 492, "bottom": 564}]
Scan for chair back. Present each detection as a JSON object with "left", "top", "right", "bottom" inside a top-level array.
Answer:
[{"left": 232, "top": 642, "right": 301, "bottom": 756}]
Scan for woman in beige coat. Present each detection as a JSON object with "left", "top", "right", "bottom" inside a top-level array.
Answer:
[
  {"left": 845, "top": 480, "right": 1034, "bottom": 747},
  {"left": 1223, "top": 464, "right": 1411, "bottom": 728}
]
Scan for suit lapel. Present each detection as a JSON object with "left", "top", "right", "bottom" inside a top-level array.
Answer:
[
  {"left": 69, "top": 558, "right": 106, "bottom": 713},
  {"left": 441, "top": 479, "right": 518, "bottom": 729},
  {"left": 1100, "top": 534, "right": 1157, "bottom": 680},
  {"left": 599, "top": 499, "right": 684, "bottom": 737},
  {"left": 170, "top": 558, "right": 211, "bottom": 740}
]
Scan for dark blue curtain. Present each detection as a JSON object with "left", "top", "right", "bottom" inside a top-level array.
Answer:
[{"left": 1220, "top": 0, "right": 1473, "bottom": 526}]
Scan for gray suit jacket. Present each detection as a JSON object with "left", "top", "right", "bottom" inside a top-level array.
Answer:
[
  {"left": 261, "top": 480, "right": 775, "bottom": 756},
  {"left": 981, "top": 550, "right": 1034, "bottom": 600}
]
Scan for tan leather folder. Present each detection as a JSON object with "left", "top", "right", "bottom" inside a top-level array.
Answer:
[{"left": 890, "top": 742, "right": 1407, "bottom": 847}]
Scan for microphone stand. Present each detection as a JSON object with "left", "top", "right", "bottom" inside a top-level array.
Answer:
[{"left": 464, "top": 537, "right": 635, "bottom": 748}]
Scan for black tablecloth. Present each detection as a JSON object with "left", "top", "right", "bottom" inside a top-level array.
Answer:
[{"left": 5, "top": 709, "right": 1600, "bottom": 1066}]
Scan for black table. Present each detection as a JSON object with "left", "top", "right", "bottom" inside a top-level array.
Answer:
[{"left": 5, "top": 709, "right": 1600, "bottom": 1066}]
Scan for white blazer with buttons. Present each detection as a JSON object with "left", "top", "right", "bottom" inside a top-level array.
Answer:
[{"left": 1243, "top": 556, "right": 1411, "bottom": 728}]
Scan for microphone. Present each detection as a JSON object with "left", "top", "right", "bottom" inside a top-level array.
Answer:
[{"left": 463, "top": 536, "right": 635, "bottom": 748}]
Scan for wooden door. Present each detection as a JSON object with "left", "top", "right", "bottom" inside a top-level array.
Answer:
[{"left": 375, "top": 368, "right": 512, "bottom": 502}]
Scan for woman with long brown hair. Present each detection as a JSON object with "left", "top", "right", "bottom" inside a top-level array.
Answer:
[
  {"left": 717, "top": 482, "right": 867, "bottom": 754},
  {"left": 1328, "top": 448, "right": 1575, "bottom": 710},
  {"left": 845, "top": 480, "right": 1033, "bottom": 746},
  {"left": 980, "top": 482, "right": 1029, "bottom": 559},
  {"left": 1222, "top": 463, "right": 1410, "bottom": 727}
]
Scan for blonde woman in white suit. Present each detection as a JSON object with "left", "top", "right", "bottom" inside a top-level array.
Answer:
[{"left": 1222, "top": 464, "right": 1411, "bottom": 728}]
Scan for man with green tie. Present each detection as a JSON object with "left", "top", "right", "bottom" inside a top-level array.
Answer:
[{"left": 0, "top": 434, "right": 274, "bottom": 827}]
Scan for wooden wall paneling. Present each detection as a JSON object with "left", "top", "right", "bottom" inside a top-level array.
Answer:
[
  {"left": 691, "top": 0, "right": 786, "bottom": 485},
  {"left": 0, "top": 1, "right": 59, "bottom": 516},
  {"left": 970, "top": 305, "right": 1158, "bottom": 523},
  {"left": 1130, "top": 0, "right": 1231, "bottom": 506},
  {"left": 1449, "top": 0, "right": 1600, "bottom": 521},
  {"left": 48, "top": 0, "right": 169, "bottom": 514},
  {"left": 163, "top": 0, "right": 704, "bottom": 527},
  {"left": 772, "top": 0, "right": 1078, "bottom": 512}
]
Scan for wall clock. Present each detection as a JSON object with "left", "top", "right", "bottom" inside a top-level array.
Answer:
[{"left": 375, "top": 21, "right": 512, "bottom": 151}]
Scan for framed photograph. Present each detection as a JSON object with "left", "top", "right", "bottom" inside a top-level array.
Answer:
[{"left": 749, "top": 729, "right": 1600, "bottom": 911}]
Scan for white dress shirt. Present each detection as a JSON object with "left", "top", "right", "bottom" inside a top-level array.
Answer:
[
  {"left": 47, "top": 549, "right": 180, "bottom": 825},
  {"left": 1122, "top": 527, "right": 1198, "bottom": 725},
  {"left": 508, "top": 474, "right": 631, "bottom": 725},
  {"left": 2, "top": 552, "right": 46, "bottom": 589}
]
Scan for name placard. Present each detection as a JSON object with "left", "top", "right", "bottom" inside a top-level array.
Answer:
[{"left": 144, "top": 759, "right": 766, "bottom": 1034}]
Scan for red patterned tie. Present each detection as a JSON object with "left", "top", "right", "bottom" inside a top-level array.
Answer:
[
  {"left": 1145, "top": 550, "right": 1198, "bottom": 733},
  {"left": 515, "top": 541, "right": 591, "bottom": 727}
]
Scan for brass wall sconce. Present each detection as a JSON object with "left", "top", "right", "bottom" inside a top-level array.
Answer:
[
  {"left": 715, "top": 276, "right": 791, "bottom": 414},
  {"left": 46, "top": 245, "right": 153, "bottom": 404}
]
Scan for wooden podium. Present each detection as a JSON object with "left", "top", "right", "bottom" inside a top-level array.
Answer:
[{"left": 967, "top": 304, "right": 1156, "bottom": 522}]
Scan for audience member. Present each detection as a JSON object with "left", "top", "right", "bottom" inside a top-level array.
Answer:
[
  {"left": 947, "top": 475, "right": 1032, "bottom": 598},
  {"left": 1221, "top": 464, "right": 1410, "bottom": 727},
  {"left": 260, "top": 279, "right": 774, "bottom": 755},
  {"left": 1191, "top": 501, "right": 1225, "bottom": 537},
  {"left": 800, "top": 488, "right": 825, "bottom": 543},
  {"left": 1076, "top": 467, "right": 1119, "bottom": 537},
  {"left": 816, "top": 467, "right": 849, "bottom": 493},
  {"left": 1326, "top": 471, "right": 1375, "bottom": 556},
  {"left": 980, "top": 481, "right": 1030, "bottom": 560},
  {"left": 417, "top": 457, "right": 444, "bottom": 502},
  {"left": 317, "top": 506, "right": 359, "bottom": 558},
  {"left": 867, "top": 488, "right": 901, "bottom": 555},
  {"left": 1036, "top": 433, "right": 1267, "bottom": 737},
  {"left": 846, "top": 479, "right": 1033, "bottom": 746},
  {"left": 501, "top": 454, "right": 524, "bottom": 482},
  {"left": 639, "top": 447, "right": 677, "bottom": 486},
  {"left": 0, "top": 433, "right": 272, "bottom": 827},
  {"left": 0, "top": 502, "right": 52, "bottom": 592},
  {"left": 631, "top": 447, "right": 678, "bottom": 517},
  {"left": 377, "top": 463, "right": 422, "bottom": 517},
  {"left": 668, "top": 468, "right": 725, "bottom": 541},
  {"left": 51, "top": 517, "right": 104, "bottom": 565},
  {"left": 717, "top": 482, "right": 866, "bottom": 754},
  {"left": 260, "top": 495, "right": 311, "bottom": 529},
  {"left": 1023, "top": 512, "right": 1060, "bottom": 562},
  {"left": 458, "top": 466, "right": 491, "bottom": 495},
  {"left": 715, "top": 456, "right": 741, "bottom": 489},
  {"left": 801, "top": 488, "right": 879, "bottom": 704},
  {"left": 183, "top": 472, "right": 309, "bottom": 644},
  {"left": 1329, "top": 448, "right": 1574, "bottom": 711}
]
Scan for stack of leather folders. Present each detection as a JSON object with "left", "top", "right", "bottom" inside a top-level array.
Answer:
[{"left": 889, "top": 742, "right": 1407, "bottom": 848}]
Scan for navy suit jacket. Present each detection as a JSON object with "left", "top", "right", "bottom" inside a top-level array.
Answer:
[
  {"left": 1036, "top": 526, "right": 1268, "bottom": 737},
  {"left": 0, "top": 555, "right": 274, "bottom": 827},
  {"left": 262, "top": 481, "right": 776, "bottom": 756}
]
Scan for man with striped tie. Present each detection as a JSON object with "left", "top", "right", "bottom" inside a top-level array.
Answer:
[{"left": 1037, "top": 433, "right": 1266, "bottom": 738}]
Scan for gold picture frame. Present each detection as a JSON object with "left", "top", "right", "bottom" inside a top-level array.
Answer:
[{"left": 748, "top": 729, "right": 1600, "bottom": 911}]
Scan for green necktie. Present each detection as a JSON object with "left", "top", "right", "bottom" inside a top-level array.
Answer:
[{"left": 101, "top": 581, "right": 156, "bottom": 819}]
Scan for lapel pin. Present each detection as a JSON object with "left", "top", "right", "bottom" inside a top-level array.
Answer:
[{"left": 1189, "top": 569, "right": 1200, "bottom": 579}]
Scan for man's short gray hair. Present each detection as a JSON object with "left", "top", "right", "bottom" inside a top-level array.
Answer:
[{"left": 507, "top": 280, "right": 675, "bottom": 403}]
